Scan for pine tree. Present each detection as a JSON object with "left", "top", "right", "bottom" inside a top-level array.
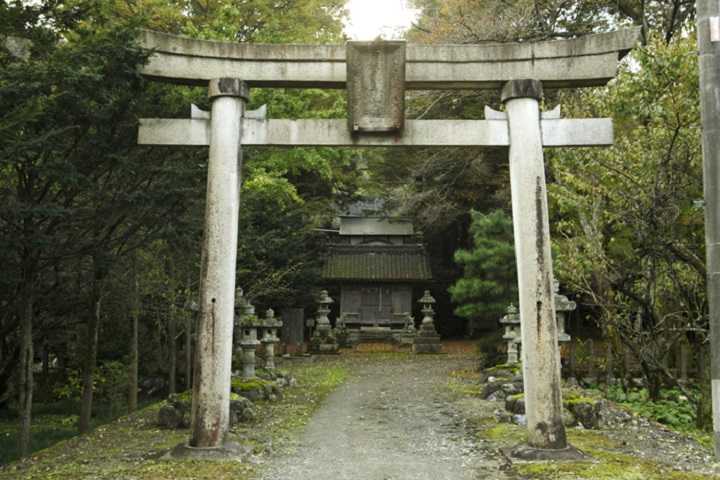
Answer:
[{"left": 449, "top": 210, "right": 517, "bottom": 331}]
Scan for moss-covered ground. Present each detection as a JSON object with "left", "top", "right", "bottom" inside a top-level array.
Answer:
[
  {"left": 0, "top": 360, "right": 348, "bottom": 480},
  {"left": 449, "top": 368, "right": 719, "bottom": 480}
]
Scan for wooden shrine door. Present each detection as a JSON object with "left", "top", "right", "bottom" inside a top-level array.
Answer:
[{"left": 360, "top": 286, "right": 393, "bottom": 324}]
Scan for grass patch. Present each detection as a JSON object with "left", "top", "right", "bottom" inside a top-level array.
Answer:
[
  {"left": 602, "top": 386, "right": 697, "bottom": 430},
  {"left": 447, "top": 369, "right": 484, "bottom": 397},
  {"left": 0, "top": 398, "right": 156, "bottom": 465},
  {"left": 447, "top": 379, "right": 483, "bottom": 397},
  {"left": 0, "top": 360, "right": 349, "bottom": 479},
  {"left": 478, "top": 422, "right": 526, "bottom": 445},
  {"left": 449, "top": 369, "right": 481, "bottom": 380},
  {"left": 515, "top": 448, "right": 715, "bottom": 480},
  {"left": 485, "top": 363, "right": 521, "bottom": 375},
  {"left": 512, "top": 428, "right": 718, "bottom": 479}
]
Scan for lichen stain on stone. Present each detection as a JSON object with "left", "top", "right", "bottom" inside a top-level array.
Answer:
[
  {"left": 208, "top": 297, "right": 217, "bottom": 356},
  {"left": 535, "top": 176, "right": 545, "bottom": 338},
  {"left": 535, "top": 176, "right": 545, "bottom": 268},
  {"left": 534, "top": 420, "right": 567, "bottom": 449}
]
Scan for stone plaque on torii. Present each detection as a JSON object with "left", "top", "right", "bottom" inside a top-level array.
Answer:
[{"left": 137, "top": 28, "right": 639, "bottom": 457}]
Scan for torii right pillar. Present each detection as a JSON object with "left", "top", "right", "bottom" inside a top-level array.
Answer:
[{"left": 503, "top": 79, "right": 572, "bottom": 457}]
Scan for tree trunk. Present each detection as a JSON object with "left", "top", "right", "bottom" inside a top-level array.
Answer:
[
  {"left": 605, "top": 341, "right": 614, "bottom": 386},
  {"left": 18, "top": 288, "right": 34, "bottom": 458},
  {"left": 128, "top": 257, "right": 139, "bottom": 413},
  {"left": 698, "top": 343, "right": 713, "bottom": 430},
  {"left": 679, "top": 341, "right": 689, "bottom": 383},
  {"left": 588, "top": 339, "right": 596, "bottom": 379},
  {"left": 643, "top": 362, "right": 662, "bottom": 401},
  {"left": 78, "top": 274, "right": 102, "bottom": 434},
  {"left": 185, "top": 310, "right": 192, "bottom": 391},
  {"left": 168, "top": 303, "right": 177, "bottom": 395}
]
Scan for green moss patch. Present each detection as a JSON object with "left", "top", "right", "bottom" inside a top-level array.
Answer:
[
  {"left": 478, "top": 422, "right": 526, "bottom": 445},
  {"left": 515, "top": 449, "right": 714, "bottom": 480},
  {"left": 563, "top": 387, "right": 602, "bottom": 406},
  {"left": 231, "top": 378, "right": 271, "bottom": 392},
  {"left": 0, "top": 360, "right": 349, "bottom": 480}
]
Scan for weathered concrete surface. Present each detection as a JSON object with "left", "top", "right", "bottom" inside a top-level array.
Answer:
[
  {"left": 138, "top": 28, "right": 640, "bottom": 89},
  {"left": 138, "top": 117, "right": 613, "bottom": 147},
  {"left": 260, "top": 357, "right": 510, "bottom": 480},
  {"left": 697, "top": 0, "right": 720, "bottom": 457},
  {"left": 190, "top": 80, "right": 246, "bottom": 448},
  {"left": 503, "top": 80, "right": 567, "bottom": 450}
]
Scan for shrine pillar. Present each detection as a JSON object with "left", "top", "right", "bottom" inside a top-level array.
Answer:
[
  {"left": 502, "top": 79, "right": 567, "bottom": 450},
  {"left": 191, "top": 78, "right": 248, "bottom": 448}
]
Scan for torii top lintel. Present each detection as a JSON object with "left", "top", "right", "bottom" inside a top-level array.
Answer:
[{"left": 138, "top": 28, "right": 641, "bottom": 90}]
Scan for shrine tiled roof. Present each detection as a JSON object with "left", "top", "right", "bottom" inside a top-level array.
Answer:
[{"left": 322, "top": 244, "right": 432, "bottom": 282}]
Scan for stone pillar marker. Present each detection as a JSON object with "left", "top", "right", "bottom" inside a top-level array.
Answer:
[
  {"left": 502, "top": 79, "right": 570, "bottom": 456},
  {"left": 190, "top": 78, "right": 248, "bottom": 450}
]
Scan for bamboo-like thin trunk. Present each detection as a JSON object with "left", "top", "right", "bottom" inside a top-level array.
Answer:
[
  {"left": 79, "top": 290, "right": 101, "bottom": 434},
  {"left": 128, "top": 256, "right": 139, "bottom": 412},
  {"left": 18, "top": 288, "right": 34, "bottom": 457},
  {"left": 185, "top": 311, "right": 192, "bottom": 391},
  {"left": 168, "top": 303, "right": 177, "bottom": 395}
]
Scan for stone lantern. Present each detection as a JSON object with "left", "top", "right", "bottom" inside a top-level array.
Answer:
[
  {"left": 553, "top": 281, "right": 575, "bottom": 343},
  {"left": 499, "top": 283, "right": 575, "bottom": 366},
  {"left": 261, "top": 308, "right": 283, "bottom": 370},
  {"left": 233, "top": 289, "right": 247, "bottom": 367},
  {"left": 413, "top": 290, "right": 441, "bottom": 354},
  {"left": 500, "top": 304, "right": 522, "bottom": 364},
  {"left": 310, "top": 290, "right": 339, "bottom": 353},
  {"left": 238, "top": 300, "right": 263, "bottom": 379}
]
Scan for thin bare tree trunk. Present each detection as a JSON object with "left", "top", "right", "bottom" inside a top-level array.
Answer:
[
  {"left": 128, "top": 256, "right": 139, "bottom": 412},
  {"left": 18, "top": 288, "right": 34, "bottom": 457},
  {"left": 79, "top": 277, "right": 102, "bottom": 434},
  {"left": 588, "top": 339, "right": 596, "bottom": 380},
  {"left": 185, "top": 309, "right": 192, "bottom": 391},
  {"left": 698, "top": 343, "right": 713, "bottom": 429},
  {"left": 605, "top": 342, "right": 614, "bottom": 385},
  {"left": 168, "top": 302, "right": 177, "bottom": 395}
]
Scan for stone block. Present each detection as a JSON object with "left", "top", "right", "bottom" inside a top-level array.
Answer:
[
  {"left": 413, "top": 340, "right": 441, "bottom": 354},
  {"left": 158, "top": 404, "right": 186, "bottom": 429},
  {"left": 346, "top": 41, "right": 406, "bottom": 133}
]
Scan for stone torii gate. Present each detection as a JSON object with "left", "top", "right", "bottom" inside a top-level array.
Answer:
[{"left": 137, "top": 28, "right": 639, "bottom": 457}]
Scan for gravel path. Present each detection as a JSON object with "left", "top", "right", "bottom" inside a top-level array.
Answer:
[{"left": 261, "top": 356, "right": 509, "bottom": 480}]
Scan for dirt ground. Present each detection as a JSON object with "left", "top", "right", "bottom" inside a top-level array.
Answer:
[
  {"left": 260, "top": 354, "right": 510, "bottom": 480},
  {"left": 3, "top": 350, "right": 718, "bottom": 480},
  {"left": 261, "top": 352, "right": 720, "bottom": 480}
]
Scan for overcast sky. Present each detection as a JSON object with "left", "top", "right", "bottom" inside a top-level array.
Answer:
[{"left": 344, "top": 0, "right": 420, "bottom": 40}]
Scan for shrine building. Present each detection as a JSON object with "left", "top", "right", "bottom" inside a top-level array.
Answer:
[{"left": 322, "top": 214, "right": 432, "bottom": 342}]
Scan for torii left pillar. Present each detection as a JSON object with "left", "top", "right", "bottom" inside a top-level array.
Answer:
[{"left": 190, "top": 78, "right": 248, "bottom": 449}]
